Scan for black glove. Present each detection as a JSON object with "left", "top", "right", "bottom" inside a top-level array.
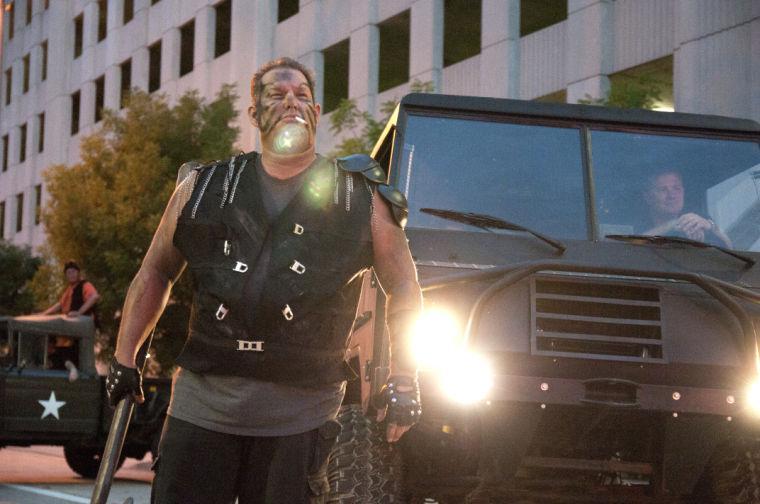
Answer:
[
  {"left": 106, "top": 358, "right": 143, "bottom": 407},
  {"left": 378, "top": 375, "right": 422, "bottom": 427}
]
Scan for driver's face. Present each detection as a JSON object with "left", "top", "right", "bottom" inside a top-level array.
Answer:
[{"left": 647, "top": 173, "right": 684, "bottom": 218}]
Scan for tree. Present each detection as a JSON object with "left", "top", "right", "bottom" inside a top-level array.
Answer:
[
  {"left": 39, "top": 86, "right": 240, "bottom": 367},
  {"left": 329, "top": 80, "right": 434, "bottom": 158},
  {"left": 578, "top": 74, "right": 664, "bottom": 109},
  {"left": 0, "top": 241, "right": 41, "bottom": 315}
]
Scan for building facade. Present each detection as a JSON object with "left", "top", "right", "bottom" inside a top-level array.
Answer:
[{"left": 0, "top": 0, "right": 758, "bottom": 249}]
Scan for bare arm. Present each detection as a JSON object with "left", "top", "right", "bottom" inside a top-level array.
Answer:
[
  {"left": 70, "top": 291, "right": 100, "bottom": 317},
  {"left": 371, "top": 191, "right": 422, "bottom": 443},
  {"left": 41, "top": 302, "right": 62, "bottom": 315},
  {"left": 371, "top": 192, "right": 422, "bottom": 375},
  {"left": 113, "top": 176, "right": 195, "bottom": 368}
]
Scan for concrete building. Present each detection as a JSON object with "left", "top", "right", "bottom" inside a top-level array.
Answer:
[{"left": 0, "top": 0, "right": 758, "bottom": 249}]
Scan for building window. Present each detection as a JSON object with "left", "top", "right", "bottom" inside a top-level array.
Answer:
[
  {"left": 322, "top": 39, "right": 349, "bottom": 114},
  {"left": 44, "top": 0, "right": 49, "bottom": 10},
  {"left": 520, "top": 0, "right": 567, "bottom": 37},
  {"left": 214, "top": 0, "right": 231, "bottom": 58},
  {"left": 151, "top": 0, "right": 161, "bottom": 5},
  {"left": 444, "top": 0, "right": 481, "bottom": 67},
  {"left": 15, "top": 192, "right": 23, "bottom": 233},
  {"left": 607, "top": 55, "right": 674, "bottom": 111},
  {"left": 2, "top": 135, "right": 8, "bottom": 172},
  {"left": 0, "top": 201, "right": 5, "bottom": 239},
  {"left": 278, "top": 0, "right": 298, "bottom": 22},
  {"left": 4, "top": 68, "right": 11, "bottom": 105},
  {"left": 120, "top": 59, "right": 131, "bottom": 108},
  {"left": 378, "top": 10, "right": 410, "bottom": 93},
  {"left": 34, "top": 184, "right": 42, "bottom": 225},
  {"left": 179, "top": 20, "right": 195, "bottom": 77},
  {"left": 41, "top": 40, "right": 48, "bottom": 81},
  {"left": 123, "top": 0, "right": 134, "bottom": 24},
  {"left": 95, "top": 75, "right": 105, "bottom": 122},
  {"left": 19, "top": 123, "right": 26, "bottom": 163},
  {"left": 71, "top": 90, "right": 80, "bottom": 135},
  {"left": 97, "top": 0, "right": 107, "bottom": 42},
  {"left": 37, "top": 112, "right": 44, "bottom": 152},
  {"left": 148, "top": 41, "right": 161, "bottom": 92},
  {"left": 74, "top": 14, "right": 84, "bottom": 58},
  {"left": 7, "top": 3, "right": 14, "bottom": 40},
  {"left": 26, "top": 0, "right": 33, "bottom": 25},
  {"left": 22, "top": 54, "right": 30, "bottom": 93}
]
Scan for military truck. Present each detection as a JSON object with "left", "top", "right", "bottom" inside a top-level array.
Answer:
[
  {"left": 0, "top": 314, "right": 169, "bottom": 478},
  {"left": 330, "top": 94, "right": 760, "bottom": 503}
]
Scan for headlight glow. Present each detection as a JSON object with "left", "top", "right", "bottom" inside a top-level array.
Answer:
[
  {"left": 409, "top": 308, "right": 494, "bottom": 404},
  {"left": 746, "top": 379, "right": 760, "bottom": 416},
  {"left": 411, "top": 309, "right": 461, "bottom": 370},
  {"left": 439, "top": 352, "right": 494, "bottom": 405}
]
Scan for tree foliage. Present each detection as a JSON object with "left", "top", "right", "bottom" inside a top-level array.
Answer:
[
  {"left": 328, "top": 80, "right": 434, "bottom": 158},
  {"left": 0, "top": 241, "right": 41, "bottom": 315},
  {"left": 578, "top": 74, "right": 664, "bottom": 109},
  {"left": 39, "top": 86, "right": 240, "bottom": 366}
]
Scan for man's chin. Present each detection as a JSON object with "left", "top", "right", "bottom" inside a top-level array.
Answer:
[{"left": 269, "top": 122, "right": 313, "bottom": 155}]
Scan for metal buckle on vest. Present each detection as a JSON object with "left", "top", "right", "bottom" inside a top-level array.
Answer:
[
  {"left": 237, "top": 340, "right": 264, "bottom": 352},
  {"left": 282, "top": 304, "right": 294, "bottom": 321},
  {"left": 289, "top": 260, "right": 306, "bottom": 274},
  {"left": 233, "top": 261, "right": 248, "bottom": 273},
  {"left": 223, "top": 240, "right": 231, "bottom": 256},
  {"left": 293, "top": 223, "right": 304, "bottom": 235},
  {"left": 215, "top": 304, "right": 229, "bottom": 320}
]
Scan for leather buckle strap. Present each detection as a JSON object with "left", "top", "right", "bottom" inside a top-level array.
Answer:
[
  {"left": 293, "top": 223, "right": 304, "bottom": 235},
  {"left": 215, "top": 304, "right": 229, "bottom": 320},
  {"left": 237, "top": 340, "right": 264, "bottom": 352},
  {"left": 233, "top": 261, "right": 248, "bottom": 273},
  {"left": 289, "top": 260, "right": 306, "bottom": 274},
  {"left": 282, "top": 304, "right": 294, "bottom": 321}
]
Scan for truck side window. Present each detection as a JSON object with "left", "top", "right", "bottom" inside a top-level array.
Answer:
[{"left": 17, "top": 332, "right": 47, "bottom": 369}]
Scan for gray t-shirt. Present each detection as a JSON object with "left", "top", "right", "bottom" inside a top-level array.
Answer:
[{"left": 169, "top": 155, "right": 346, "bottom": 436}]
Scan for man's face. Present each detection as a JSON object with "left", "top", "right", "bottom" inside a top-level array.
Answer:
[
  {"left": 250, "top": 68, "right": 320, "bottom": 154},
  {"left": 646, "top": 172, "right": 684, "bottom": 219},
  {"left": 64, "top": 267, "right": 79, "bottom": 284}
]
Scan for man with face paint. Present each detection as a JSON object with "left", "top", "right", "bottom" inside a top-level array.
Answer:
[{"left": 107, "top": 57, "right": 422, "bottom": 503}]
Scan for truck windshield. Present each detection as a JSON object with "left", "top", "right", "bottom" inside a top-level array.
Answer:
[
  {"left": 397, "top": 114, "right": 588, "bottom": 239},
  {"left": 592, "top": 131, "right": 760, "bottom": 251}
]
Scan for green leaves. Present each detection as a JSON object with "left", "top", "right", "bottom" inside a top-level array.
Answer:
[{"left": 39, "top": 86, "right": 240, "bottom": 366}]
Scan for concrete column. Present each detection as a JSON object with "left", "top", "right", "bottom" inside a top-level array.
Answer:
[
  {"left": 297, "top": 0, "right": 323, "bottom": 103},
  {"left": 80, "top": 79, "right": 96, "bottom": 130},
  {"left": 162, "top": 28, "right": 180, "bottom": 86},
  {"left": 480, "top": 0, "right": 519, "bottom": 99},
  {"left": 104, "top": 64, "right": 120, "bottom": 111},
  {"left": 196, "top": 5, "right": 214, "bottom": 67},
  {"left": 410, "top": 0, "right": 443, "bottom": 91},
  {"left": 131, "top": 46, "right": 149, "bottom": 91},
  {"left": 565, "top": 0, "right": 613, "bottom": 103},
  {"left": 348, "top": 0, "right": 379, "bottom": 112}
]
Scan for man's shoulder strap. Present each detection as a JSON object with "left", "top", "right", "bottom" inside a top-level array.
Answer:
[{"left": 336, "top": 154, "right": 386, "bottom": 184}]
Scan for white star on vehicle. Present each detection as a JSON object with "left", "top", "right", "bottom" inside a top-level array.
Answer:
[{"left": 38, "top": 391, "right": 66, "bottom": 420}]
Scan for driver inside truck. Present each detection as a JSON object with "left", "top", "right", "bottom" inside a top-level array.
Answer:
[{"left": 639, "top": 169, "right": 732, "bottom": 248}]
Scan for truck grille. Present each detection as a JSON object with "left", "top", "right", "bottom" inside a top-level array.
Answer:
[{"left": 531, "top": 275, "right": 664, "bottom": 363}]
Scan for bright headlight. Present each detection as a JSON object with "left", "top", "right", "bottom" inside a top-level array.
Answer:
[
  {"left": 439, "top": 352, "right": 494, "bottom": 405},
  {"left": 746, "top": 379, "right": 760, "bottom": 416},
  {"left": 411, "top": 309, "right": 461, "bottom": 370}
]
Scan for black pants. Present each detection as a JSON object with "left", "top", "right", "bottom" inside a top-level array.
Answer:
[{"left": 151, "top": 416, "right": 340, "bottom": 504}]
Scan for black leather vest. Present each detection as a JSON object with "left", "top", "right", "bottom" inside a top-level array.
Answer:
[{"left": 173, "top": 152, "right": 374, "bottom": 385}]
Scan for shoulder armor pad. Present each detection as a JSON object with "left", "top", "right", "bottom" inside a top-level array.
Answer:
[
  {"left": 176, "top": 160, "right": 205, "bottom": 186},
  {"left": 377, "top": 184, "right": 409, "bottom": 229},
  {"left": 336, "top": 154, "right": 386, "bottom": 184}
]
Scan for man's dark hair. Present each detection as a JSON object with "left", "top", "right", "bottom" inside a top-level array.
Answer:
[
  {"left": 63, "top": 260, "right": 80, "bottom": 272},
  {"left": 250, "top": 57, "right": 316, "bottom": 118}
]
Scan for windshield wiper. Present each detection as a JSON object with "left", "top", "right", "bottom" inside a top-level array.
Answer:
[
  {"left": 606, "top": 234, "right": 755, "bottom": 267},
  {"left": 421, "top": 208, "right": 566, "bottom": 254}
]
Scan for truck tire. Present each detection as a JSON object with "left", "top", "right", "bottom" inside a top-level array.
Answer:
[
  {"left": 693, "top": 435, "right": 760, "bottom": 503},
  {"left": 63, "top": 442, "right": 125, "bottom": 479},
  {"left": 327, "top": 404, "right": 406, "bottom": 503}
]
